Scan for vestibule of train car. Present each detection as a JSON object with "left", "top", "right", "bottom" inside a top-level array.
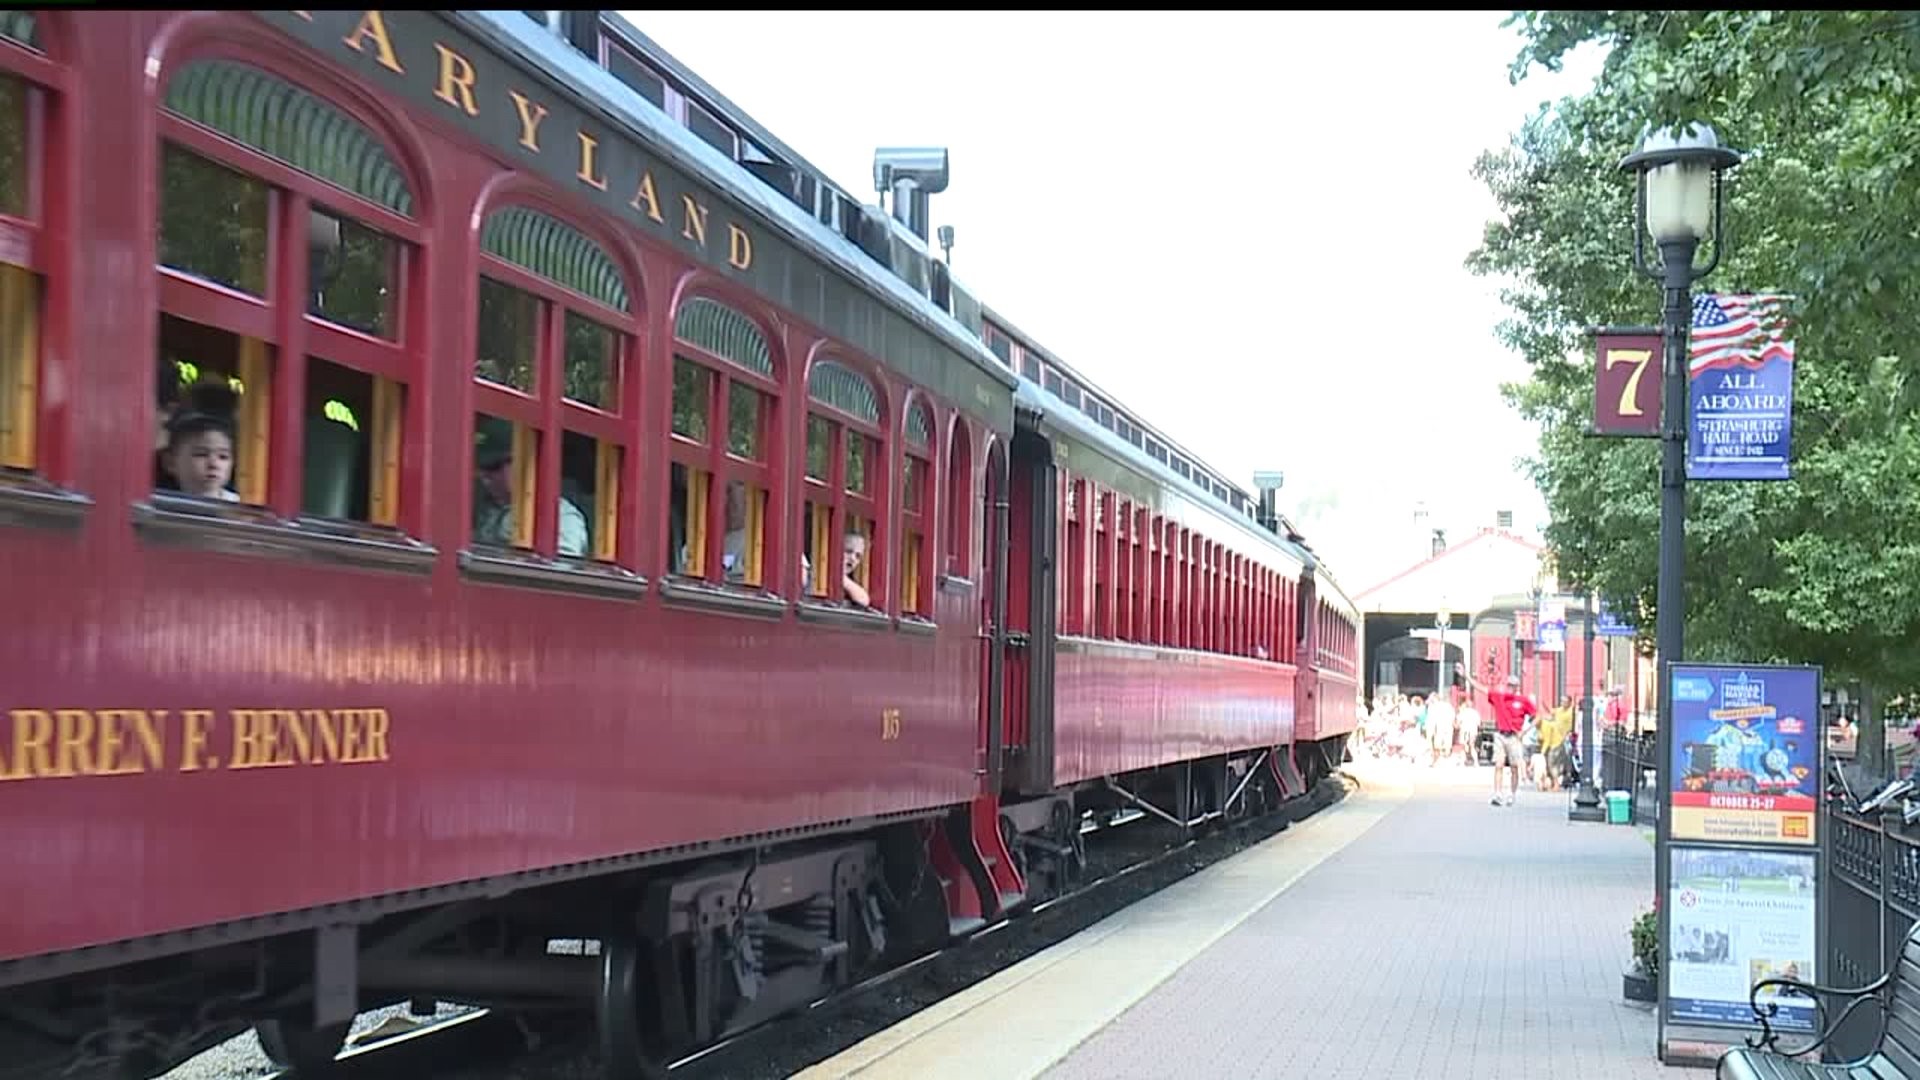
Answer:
[{"left": 1003, "top": 426, "right": 1058, "bottom": 795}]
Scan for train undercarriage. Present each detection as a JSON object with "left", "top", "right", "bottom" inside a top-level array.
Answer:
[{"left": 0, "top": 738, "right": 1345, "bottom": 1080}]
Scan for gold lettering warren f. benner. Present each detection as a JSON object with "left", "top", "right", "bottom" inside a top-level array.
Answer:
[{"left": 0, "top": 707, "right": 393, "bottom": 781}]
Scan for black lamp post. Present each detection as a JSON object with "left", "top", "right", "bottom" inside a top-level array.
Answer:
[{"left": 1619, "top": 122, "right": 1740, "bottom": 1058}]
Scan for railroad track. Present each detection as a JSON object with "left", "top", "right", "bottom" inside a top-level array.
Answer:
[{"left": 227, "top": 777, "right": 1348, "bottom": 1080}]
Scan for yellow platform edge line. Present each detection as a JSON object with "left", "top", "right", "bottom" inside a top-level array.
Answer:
[{"left": 793, "top": 777, "right": 1409, "bottom": 1080}]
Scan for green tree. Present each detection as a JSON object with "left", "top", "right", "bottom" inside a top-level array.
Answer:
[{"left": 1474, "top": 10, "right": 1920, "bottom": 770}]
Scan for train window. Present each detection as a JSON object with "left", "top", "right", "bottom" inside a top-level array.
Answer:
[
  {"left": 302, "top": 357, "right": 401, "bottom": 524},
  {"left": 154, "top": 316, "right": 269, "bottom": 504},
  {"left": 983, "top": 326, "right": 1012, "bottom": 366},
  {"left": 604, "top": 41, "right": 667, "bottom": 110},
  {"left": 945, "top": 417, "right": 972, "bottom": 578},
  {"left": 900, "top": 400, "right": 934, "bottom": 618},
  {"left": 672, "top": 296, "right": 779, "bottom": 589},
  {"left": 308, "top": 208, "right": 398, "bottom": 340},
  {"left": 1121, "top": 503, "right": 1136, "bottom": 638},
  {"left": 474, "top": 205, "right": 633, "bottom": 563},
  {"left": 1092, "top": 490, "right": 1111, "bottom": 639},
  {"left": 686, "top": 101, "right": 736, "bottom": 158},
  {"left": 802, "top": 357, "right": 885, "bottom": 607},
  {"left": 0, "top": 262, "right": 37, "bottom": 473},
  {"left": 1020, "top": 354, "right": 1041, "bottom": 382},
  {"left": 159, "top": 146, "right": 269, "bottom": 297},
  {"left": 1171, "top": 527, "right": 1188, "bottom": 648},
  {"left": 476, "top": 278, "right": 538, "bottom": 394},
  {"left": 1113, "top": 499, "right": 1132, "bottom": 640},
  {"left": 0, "top": 61, "right": 42, "bottom": 474},
  {"left": 1144, "top": 518, "right": 1159, "bottom": 641},
  {"left": 1194, "top": 539, "right": 1208, "bottom": 652},
  {"left": 1061, "top": 476, "right": 1084, "bottom": 635},
  {"left": 0, "top": 12, "right": 39, "bottom": 53},
  {"left": 0, "top": 73, "right": 25, "bottom": 220},
  {"left": 155, "top": 60, "right": 422, "bottom": 530},
  {"left": 1230, "top": 553, "right": 1243, "bottom": 656},
  {"left": 473, "top": 411, "right": 535, "bottom": 550}
]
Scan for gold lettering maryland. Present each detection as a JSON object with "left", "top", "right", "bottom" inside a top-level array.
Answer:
[
  {"left": 179, "top": 709, "right": 214, "bottom": 771},
  {"left": 508, "top": 90, "right": 549, "bottom": 152},
  {"left": 728, "top": 223, "right": 753, "bottom": 270},
  {"left": 341, "top": 12, "right": 405, "bottom": 75},
  {"left": 576, "top": 131, "right": 608, "bottom": 191},
  {"left": 680, "top": 195, "right": 709, "bottom": 246},
  {"left": 432, "top": 42, "right": 480, "bottom": 117},
  {"left": 629, "top": 170, "right": 665, "bottom": 224}
]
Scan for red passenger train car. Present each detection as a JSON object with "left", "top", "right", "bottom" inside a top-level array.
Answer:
[{"left": 0, "top": 10, "right": 1360, "bottom": 1078}]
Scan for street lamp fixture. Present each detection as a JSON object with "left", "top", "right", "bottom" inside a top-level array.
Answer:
[
  {"left": 1623, "top": 124, "right": 1741, "bottom": 280},
  {"left": 1620, "top": 121, "right": 1740, "bottom": 1057}
]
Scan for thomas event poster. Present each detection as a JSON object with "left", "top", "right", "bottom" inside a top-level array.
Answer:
[{"left": 1668, "top": 664, "right": 1821, "bottom": 847}]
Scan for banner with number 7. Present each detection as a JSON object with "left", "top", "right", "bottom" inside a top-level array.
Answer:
[{"left": 1590, "top": 327, "right": 1663, "bottom": 438}]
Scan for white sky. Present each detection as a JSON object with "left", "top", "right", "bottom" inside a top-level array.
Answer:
[{"left": 624, "top": 11, "right": 1607, "bottom": 592}]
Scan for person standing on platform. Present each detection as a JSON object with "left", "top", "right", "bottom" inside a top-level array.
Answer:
[
  {"left": 1604, "top": 687, "right": 1628, "bottom": 730},
  {"left": 1481, "top": 674, "right": 1540, "bottom": 806},
  {"left": 1457, "top": 694, "right": 1483, "bottom": 766},
  {"left": 1426, "top": 690, "right": 1456, "bottom": 768}
]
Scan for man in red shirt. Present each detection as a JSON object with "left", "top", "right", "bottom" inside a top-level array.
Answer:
[
  {"left": 1604, "top": 687, "right": 1628, "bottom": 729},
  {"left": 1486, "top": 675, "right": 1540, "bottom": 806}
]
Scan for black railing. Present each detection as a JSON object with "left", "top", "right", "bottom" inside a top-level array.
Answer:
[
  {"left": 1602, "top": 728, "right": 1660, "bottom": 826},
  {"left": 1822, "top": 802, "right": 1920, "bottom": 1061}
]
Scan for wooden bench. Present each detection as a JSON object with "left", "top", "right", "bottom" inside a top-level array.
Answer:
[{"left": 1718, "top": 922, "right": 1920, "bottom": 1079}]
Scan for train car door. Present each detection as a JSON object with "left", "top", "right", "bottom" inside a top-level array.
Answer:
[
  {"left": 1289, "top": 564, "right": 1321, "bottom": 788},
  {"left": 997, "top": 425, "right": 1056, "bottom": 795}
]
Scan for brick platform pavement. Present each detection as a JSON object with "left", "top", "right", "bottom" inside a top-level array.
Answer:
[{"left": 1043, "top": 762, "right": 1699, "bottom": 1080}]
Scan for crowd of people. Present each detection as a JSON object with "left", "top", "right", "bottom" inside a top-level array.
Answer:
[{"left": 1357, "top": 677, "right": 1598, "bottom": 806}]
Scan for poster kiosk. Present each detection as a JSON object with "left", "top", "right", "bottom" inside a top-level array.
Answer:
[{"left": 1658, "top": 663, "right": 1824, "bottom": 1063}]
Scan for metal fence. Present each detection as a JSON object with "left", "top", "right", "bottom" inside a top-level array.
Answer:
[
  {"left": 1823, "top": 803, "right": 1920, "bottom": 1060},
  {"left": 1602, "top": 728, "right": 1661, "bottom": 826}
]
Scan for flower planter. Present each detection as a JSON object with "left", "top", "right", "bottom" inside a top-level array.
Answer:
[{"left": 1623, "top": 959, "right": 1657, "bottom": 1003}]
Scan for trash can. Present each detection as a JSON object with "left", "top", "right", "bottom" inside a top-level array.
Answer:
[{"left": 1604, "top": 790, "right": 1632, "bottom": 825}]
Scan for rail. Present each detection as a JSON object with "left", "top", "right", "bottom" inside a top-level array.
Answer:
[
  {"left": 1821, "top": 799, "right": 1920, "bottom": 1061},
  {"left": 1601, "top": 727, "right": 1660, "bottom": 826}
]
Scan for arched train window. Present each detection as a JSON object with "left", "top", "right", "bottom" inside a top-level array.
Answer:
[
  {"left": 802, "top": 356, "right": 885, "bottom": 606},
  {"left": 156, "top": 58, "right": 420, "bottom": 530},
  {"left": 899, "top": 398, "right": 934, "bottom": 618},
  {"left": 669, "top": 295, "right": 779, "bottom": 589},
  {"left": 471, "top": 203, "right": 633, "bottom": 564}
]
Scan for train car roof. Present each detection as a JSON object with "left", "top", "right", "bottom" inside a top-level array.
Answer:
[
  {"left": 450, "top": 12, "right": 1018, "bottom": 402},
  {"left": 1014, "top": 379, "right": 1310, "bottom": 570},
  {"left": 459, "top": 13, "right": 1362, "bottom": 620}
]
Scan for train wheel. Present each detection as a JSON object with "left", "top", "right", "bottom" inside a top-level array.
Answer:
[
  {"left": 255, "top": 1016, "right": 349, "bottom": 1074},
  {"left": 597, "top": 923, "right": 672, "bottom": 1080}
]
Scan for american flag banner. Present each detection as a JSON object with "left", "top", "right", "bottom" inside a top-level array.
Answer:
[
  {"left": 1690, "top": 293, "right": 1795, "bottom": 374},
  {"left": 1687, "top": 293, "right": 1797, "bottom": 480}
]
